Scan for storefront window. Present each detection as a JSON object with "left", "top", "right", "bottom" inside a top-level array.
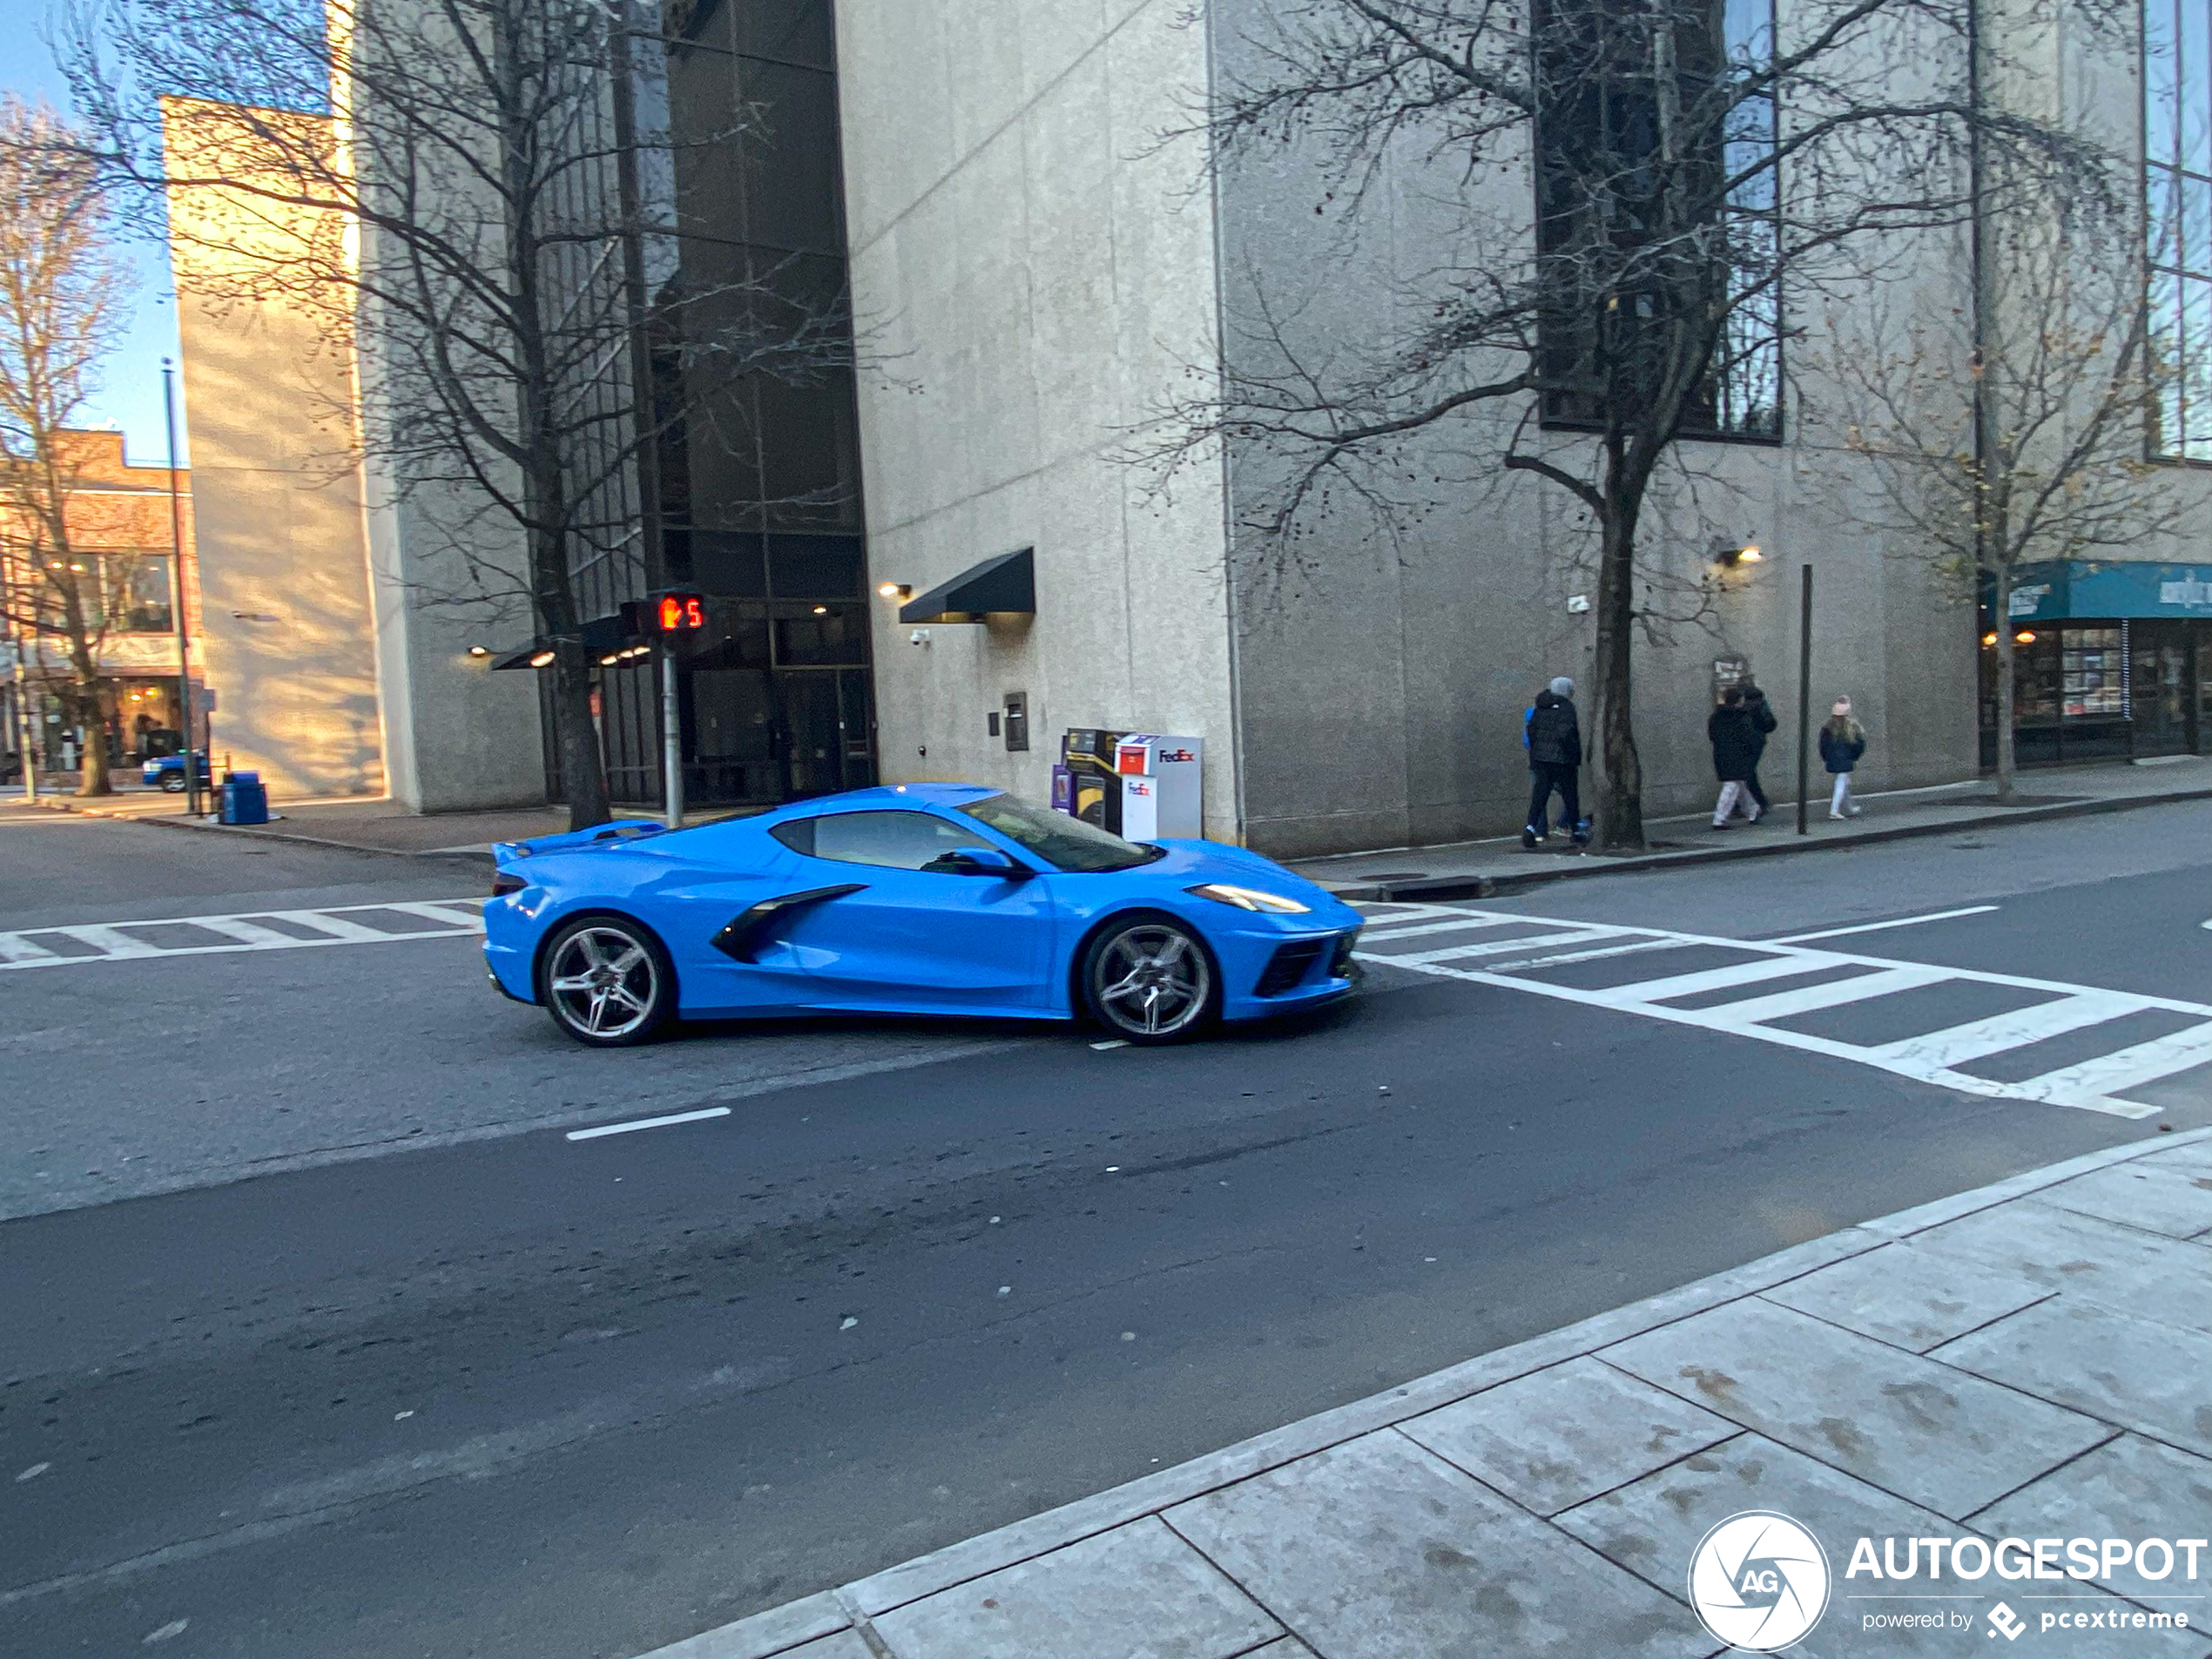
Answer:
[
  {"left": 1983, "top": 619, "right": 2208, "bottom": 763},
  {"left": 2060, "top": 626, "right": 2124, "bottom": 717}
]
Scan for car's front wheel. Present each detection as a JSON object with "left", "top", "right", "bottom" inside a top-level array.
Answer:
[
  {"left": 159, "top": 772, "right": 186, "bottom": 793},
  {"left": 539, "top": 915, "right": 675, "bottom": 1047},
  {"left": 1082, "top": 914, "right": 1217, "bottom": 1043}
]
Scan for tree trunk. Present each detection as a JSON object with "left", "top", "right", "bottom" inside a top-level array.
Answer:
[
  {"left": 1990, "top": 562, "right": 2016, "bottom": 805},
  {"left": 551, "top": 639, "right": 611, "bottom": 832},
  {"left": 1590, "top": 496, "right": 1645, "bottom": 850},
  {"left": 68, "top": 666, "right": 111, "bottom": 797}
]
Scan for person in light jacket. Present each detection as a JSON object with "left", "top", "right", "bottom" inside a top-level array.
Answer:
[
  {"left": 1707, "top": 686, "right": 1764, "bottom": 827},
  {"left": 1820, "top": 697, "right": 1867, "bottom": 819}
]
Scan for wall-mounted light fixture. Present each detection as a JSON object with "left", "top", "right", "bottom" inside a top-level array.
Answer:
[
  {"left": 1980, "top": 631, "right": 1999, "bottom": 647},
  {"left": 528, "top": 648, "right": 556, "bottom": 668},
  {"left": 878, "top": 582, "right": 911, "bottom": 600},
  {"left": 2014, "top": 629, "right": 2037, "bottom": 644},
  {"left": 812, "top": 604, "right": 828, "bottom": 615},
  {"left": 467, "top": 644, "right": 490, "bottom": 658},
  {"left": 1710, "top": 537, "right": 1762, "bottom": 569}
]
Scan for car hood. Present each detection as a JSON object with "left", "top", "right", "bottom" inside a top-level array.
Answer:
[{"left": 1128, "top": 839, "right": 1357, "bottom": 919}]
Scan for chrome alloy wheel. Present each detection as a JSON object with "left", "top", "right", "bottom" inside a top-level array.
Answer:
[
  {"left": 547, "top": 926, "right": 659, "bottom": 1040},
  {"left": 1093, "top": 923, "right": 1212, "bottom": 1038}
]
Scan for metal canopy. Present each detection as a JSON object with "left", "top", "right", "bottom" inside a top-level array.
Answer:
[{"left": 899, "top": 547, "right": 1035, "bottom": 624}]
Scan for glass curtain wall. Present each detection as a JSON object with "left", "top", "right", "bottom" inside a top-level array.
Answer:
[
  {"left": 2147, "top": 0, "right": 2212, "bottom": 458},
  {"left": 540, "top": 0, "right": 875, "bottom": 807}
]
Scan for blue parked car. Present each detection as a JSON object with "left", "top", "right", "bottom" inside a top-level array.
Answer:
[
  {"left": 484, "top": 784, "right": 1363, "bottom": 1047},
  {"left": 140, "top": 752, "right": 211, "bottom": 792}
]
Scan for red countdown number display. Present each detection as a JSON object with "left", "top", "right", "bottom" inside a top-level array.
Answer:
[{"left": 657, "top": 592, "right": 705, "bottom": 633}]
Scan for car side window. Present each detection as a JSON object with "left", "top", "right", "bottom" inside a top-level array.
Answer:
[{"left": 799, "top": 810, "right": 996, "bottom": 871}]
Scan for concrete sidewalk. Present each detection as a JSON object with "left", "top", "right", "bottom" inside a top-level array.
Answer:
[
  {"left": 646, "top": 1128, "right": 2212, "bottom": 1659},
  {"left": 1289, "top": 756, "right": 2212, "bottom": 900},
  {"left": 0, "top": 788, "right": 761, "bottom": 858}
]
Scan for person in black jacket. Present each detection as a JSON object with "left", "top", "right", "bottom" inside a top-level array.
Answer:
[
  {"left": 1741, "top": 683, "right": 1778, "bottom": 813},
  {"left": 1522, "top": 678, "right": 1587, "bottom": 848},
  {"left": 1708, "top": 686, "right": 1764, "bottom": 827}
]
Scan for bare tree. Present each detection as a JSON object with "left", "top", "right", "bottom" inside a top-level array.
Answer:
[
  {"left": 1144, "top": 0, "right": 2122, "bottom": 848},
  {"left": 61, "top": 0, "right": 853, "bottom": 829},
  {"left": 0, "top": 96, "right": 137, "bottom": 798},
  {"left": 1830, "top": 202, "right": 2183, "bottom": 803}
]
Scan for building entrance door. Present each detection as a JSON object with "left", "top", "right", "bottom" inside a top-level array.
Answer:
[
  {"left": 2130, "top": 622, "right": 2195, "bottom": 756},
  {"left": 689, "top": 668, "right": 780, "bottom": 804},
  {"left": 774, "top": 667, "right": 875, "bottom": 799}
]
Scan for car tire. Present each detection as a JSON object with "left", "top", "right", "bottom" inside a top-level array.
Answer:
[
  {"left": 537, "top": 914, "right": 677, "bottom": 1048},
  {"left": 159, "top": 772, "right": 186, "bottom": 793},
  {"left": 1081, "top": 913, "right": 1218, "bottom": 1044}
]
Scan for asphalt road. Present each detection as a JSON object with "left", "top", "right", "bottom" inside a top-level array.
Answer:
[{"left": 1, "top": 799, "right": 2207, "bottom": 1657}]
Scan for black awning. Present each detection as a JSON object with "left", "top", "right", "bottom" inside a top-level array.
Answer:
[{"left": 899, "top": 547, "right": 1035, "bottom": 624}]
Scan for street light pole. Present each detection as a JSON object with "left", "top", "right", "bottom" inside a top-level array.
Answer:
[
  {"left": 4, "top": 556, "right": 32, "bottom": 804},
  {"left": 161, "top": 359, "right": 199, "bottom": 817}
]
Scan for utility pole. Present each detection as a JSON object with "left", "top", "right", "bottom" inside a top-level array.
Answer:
[{"left": 161, "top": 359, "right": 200, "bottom": 816}]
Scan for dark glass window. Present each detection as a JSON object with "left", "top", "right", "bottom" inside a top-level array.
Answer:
[
  {"left": 795, "top": 810, "right": 995, "bottom": 869},
  {"left": 1535, "top": 0, "right": 1780, "bottom": 439},
  {"left": 767, "top": 535, "right": 863, "bottom": 597}
]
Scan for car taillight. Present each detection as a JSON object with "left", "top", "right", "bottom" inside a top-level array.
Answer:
[{"left": 491, "top": 872, "right": 525, "bottom": 897}]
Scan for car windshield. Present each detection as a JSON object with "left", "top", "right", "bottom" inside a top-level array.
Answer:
[{"left": 956, "top": 792, "right": 1166, "bottom": 873}]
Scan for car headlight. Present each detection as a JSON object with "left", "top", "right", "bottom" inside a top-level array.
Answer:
[{"left": 1188, "top": 882, "right": 1312, "bottom": 914}]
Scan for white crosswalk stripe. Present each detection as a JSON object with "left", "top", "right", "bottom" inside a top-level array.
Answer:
[
  {"left": 1353, "top": 901, "right": 2212, "bottom": 1120},
  {"left": 0, "top": 900, "right": 486, "bottom": 971}
]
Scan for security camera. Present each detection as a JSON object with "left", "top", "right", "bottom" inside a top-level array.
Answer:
[{"left": 908, "top": 628, "right": 932, "bottom": 645}]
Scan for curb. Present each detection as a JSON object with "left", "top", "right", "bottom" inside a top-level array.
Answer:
[
  {"left": 1317, "top": 782, "right": 2212, "bottom": 901},
  {"left": 14, "top": 796, "right": 497, "bottom": 865},
  {"left": 642, "top": 1123, "right": 2212, "bottom": 1659}
]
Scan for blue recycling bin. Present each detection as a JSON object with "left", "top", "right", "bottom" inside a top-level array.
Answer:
[{"left": 219, "top": 771, "right": 270, "bottom": 826}]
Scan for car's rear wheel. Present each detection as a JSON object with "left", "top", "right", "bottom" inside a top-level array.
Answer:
[
  {"left": 539, "top": 916, "right": 674, "bottom": 1047},
  {"left": 1082, "top": 915, "right": 1217, "bottom": 1043}
]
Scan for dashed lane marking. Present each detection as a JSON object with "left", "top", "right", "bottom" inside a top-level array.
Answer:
[
  {"left": 1354, "top": 900, "right": 2211, "bottom": 1119},
  {"left": 565, "top": 1106, "right": 732, "bottom": 1142},
  {"left": 0, "top": 900, "right": 486, "bottom": 970}
]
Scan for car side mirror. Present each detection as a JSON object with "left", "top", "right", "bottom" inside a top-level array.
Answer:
[{"left": 934, "top": 847, "right": 1030, "bottom": 879}]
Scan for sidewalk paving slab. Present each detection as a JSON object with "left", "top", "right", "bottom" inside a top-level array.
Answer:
[
  {"left": 640, "top": 1128, "right": 2212, "bottom": 1659},
  {"left": 1597, "top": 1297, "right": 2114, "bottom": 1518},
  {"left": 1931, "top": 1298, "right": 2212, "bottom": 1460},
  {"left": 1286, "top": 757, "right": 2212, "bottom": 900}
]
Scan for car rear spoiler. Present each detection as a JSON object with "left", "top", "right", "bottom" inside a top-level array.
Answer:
[{"left": 492, "top": 820, "right": 669, "bottom": 865}]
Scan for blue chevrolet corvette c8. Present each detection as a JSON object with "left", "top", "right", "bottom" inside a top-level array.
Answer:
[{"left": 483, "top": 784, "right": 1364, "bottom": 1048}]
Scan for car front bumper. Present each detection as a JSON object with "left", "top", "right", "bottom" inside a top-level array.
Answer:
[{"left": 1217, "top": 924, "right": 1361, "bottom": 1022}]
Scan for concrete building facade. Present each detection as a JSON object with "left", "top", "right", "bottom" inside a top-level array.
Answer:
[
  {"left": 844, "top": 0, "right": 2212, "bottom": 859},
  {"left": 159, "top": 0, "right": 2212, "bottom": 845}
]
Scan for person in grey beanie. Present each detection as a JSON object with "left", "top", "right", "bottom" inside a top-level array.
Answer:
[{"left": 1522, "top": 676, "right": 1587, "bottom": 848}]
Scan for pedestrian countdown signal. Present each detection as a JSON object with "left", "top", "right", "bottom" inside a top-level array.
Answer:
[{"left": 657, "top": 592, "right": 705, "bottom": 633}]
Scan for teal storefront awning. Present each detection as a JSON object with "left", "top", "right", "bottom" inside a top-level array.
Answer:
[{"left": 2001, "top": 560, "right": 2212, "bottom": 623}]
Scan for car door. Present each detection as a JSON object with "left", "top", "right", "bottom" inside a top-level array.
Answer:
[{"left": 771, "top": 809, "right": 1058, "bottom": 1012}]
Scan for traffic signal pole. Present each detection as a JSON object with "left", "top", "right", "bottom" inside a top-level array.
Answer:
[{"left": 661, "top": 638, "right": 684, "bottom": 831}]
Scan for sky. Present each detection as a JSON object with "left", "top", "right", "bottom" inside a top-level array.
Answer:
[{"left": 2, "top": 2, "right": 186, "bottom": 467}]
